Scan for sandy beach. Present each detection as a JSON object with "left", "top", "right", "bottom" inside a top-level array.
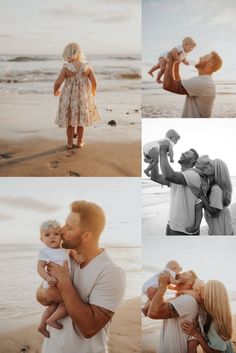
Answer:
[
  {"left": 0, "top": 92, "right": 141, "bottom": 176},
  {"left": 142, "top": 314, "right": 236, "bottom": 353},
  {"left": 0, "top": 297, "right": 141, "bottom": 353},
  {"left": 142, "top": 89, "right": 236, "bottom": 119}
]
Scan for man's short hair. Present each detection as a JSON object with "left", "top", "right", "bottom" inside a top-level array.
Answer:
[
  {"left": 70, "top": 201, "right": 106, "bottom": 238},
  {"left": 190, "top": 148, "right": 199, "bottom": 164},
  {"left": 211, "top": 51, "right": 223, "bottom": 72}
]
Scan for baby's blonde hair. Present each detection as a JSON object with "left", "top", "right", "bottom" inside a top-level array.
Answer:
[
  {"left": 40, "top": 220, "right": 61, "bottom": 238},
  {"left": 182, "top": 36, "right": 196, "bottom": 47},
  {"left": 63, "top": 42, "right": 85, "bottom": 63}
]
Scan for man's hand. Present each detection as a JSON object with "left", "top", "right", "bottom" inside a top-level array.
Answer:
[
  {"left": 47, "top": 261, "right": 71, "bottom": 285},
  {"left": 159, "top": 273, "right": 170, "bottom": 287},
  {"left": 159, "top": 142, "right": 170, "bottom": 155}
]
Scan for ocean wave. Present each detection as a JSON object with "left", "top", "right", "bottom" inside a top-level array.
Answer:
[{"left": 0, "top": 55, "right": 59, "bottom": 62}]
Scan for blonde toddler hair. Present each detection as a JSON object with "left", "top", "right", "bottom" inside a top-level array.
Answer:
[
  {"left": 182, "top": 36, "right": 196, "bottom": 48},
  {"left": 63, "top": 42, "right": 85, "bottom": 63}
]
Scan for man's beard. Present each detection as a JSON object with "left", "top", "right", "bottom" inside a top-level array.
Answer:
[{"left": 195, "top": 61, "right": 206, "bottom": 69}]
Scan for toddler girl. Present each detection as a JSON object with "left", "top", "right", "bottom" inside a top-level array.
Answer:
[
  {"left": 142, "top": 260, "right": 182, "bottom": 316},
  {"left": 54, "top": 42, "right": 101, "bottom": 149},
  {"left": 143, "top": 129, "right": 180, "bottom": 177},
  {"left": 37, "top": 220, "right": 84, "bottom": 337},
  {"left": 148, "top": 37, "right": 196, "bottom": 83}
]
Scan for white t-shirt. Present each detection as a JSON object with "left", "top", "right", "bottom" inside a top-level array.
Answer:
[
  {"left": 181, "top": 75, "right": 216, "bottom": 118},
  {"left": 168, "top": 169, "right": 201, "bottom": 234},
  {"left": 142, "top": 268, "right": 176, "bottom": 295},
  {"left": 160, "top": 44, "right": 187, "bottom": 62},
  {"left": 42, "top": 250, "right": 126, "bottom": 353},
  {"left": 159, "top": 294, "right": 198, "bottom": 353},
  {"left": 38, "top": 247, "right": 70, "bottom": 288}
]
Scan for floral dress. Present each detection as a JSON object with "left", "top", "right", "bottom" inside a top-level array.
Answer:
[{"left": 55, "top": 62, "right": 101, "bottom": 128}]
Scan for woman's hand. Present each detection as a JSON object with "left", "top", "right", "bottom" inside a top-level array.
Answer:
[
  {"left": 54, "top": 90, "right": 60, "bottom": 96},
  {"left": 181, "top": 320, "right": 198, "bottom": 337}
]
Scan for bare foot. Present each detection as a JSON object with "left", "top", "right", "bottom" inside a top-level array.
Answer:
[
  {"left": 46, "top": 319, "right": 63, "bottom": 330},
  {"left": 76, "top": 142, "right": 85, "bottom": 148},
  {"left": 144, "top": 170, "right": 150, "bottom": 177},
  {"left": 156, "top": 79, "right": 163, "bottom": 84},
  {"left": 148, "top": 71, "right": 153, "bottom": 77},
  {"left": 38, "top": 323, "right": 50, "bottom": 338}
]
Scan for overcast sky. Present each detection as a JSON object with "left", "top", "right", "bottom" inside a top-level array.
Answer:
[
  {"left": 142, "top": 119, "right": 236, "bottom": 176},
  {"left": 143, "top": 0, "right": 236, "bottom": 80},
  {"left": 0, "top": 178, "right": 141, "bottom": 246},
  {"left": 143, "top": 236, "right": 236, "bottom": 291},
  {"left": 0, "top": 0, "right": 140, "bottom": 55}
]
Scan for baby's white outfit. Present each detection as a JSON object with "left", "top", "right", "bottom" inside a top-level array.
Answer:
[
  {"left": 38, "top": 247, "right": 70, "bottom": 288},
  {"left": 143, "top": 137, "right": 174, "bottom": 156},
  {"left": 160, "top": 44, "right": 187, "bottom": 62},
  {"left": 142, "top": 267, "right": 176, "bottom": 295}
]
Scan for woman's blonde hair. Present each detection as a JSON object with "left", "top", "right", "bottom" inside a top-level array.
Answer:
[
  {"left": 63, "top": 42, "right": 85, "bottom": 63},
  {"left": 204, "top": 280, "right": 232, "bottom": 341},
  {"left": 214, "top": 159, "right": 232, "bottom": 206},
  {"left": 192, "top": 278, "right": 205, "bottom": 292}
]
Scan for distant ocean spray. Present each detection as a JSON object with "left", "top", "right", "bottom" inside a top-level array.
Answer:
[{"left": 0, "top": 54, "right": 141, "bottom": 94}]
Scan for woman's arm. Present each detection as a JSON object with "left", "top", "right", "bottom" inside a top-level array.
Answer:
[
  {"left": 190, "top": 186, "right": 221, "bottom": 218},
  {"left": 53, "top": 68, "right": 66, "bottom": 95},
  {"left": 182, "top": 321, "right": 223, "bottom": 353}
]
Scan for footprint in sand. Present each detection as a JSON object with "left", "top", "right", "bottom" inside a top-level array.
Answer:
[
  {"left": 65, "top": 150, "right": 76, "bottom": 157},
  {"left": 0, "top": 153, "right": 13, "bottom": 159},
  {"left": 21, "top": 345, "right": 30, "bottom": 352},
  {"left": 49, "top": 160, "right": 59, "bottom": 168}
]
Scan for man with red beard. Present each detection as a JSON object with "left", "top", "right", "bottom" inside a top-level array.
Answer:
[{"left": 162, "top": 51, "right": 222, "bottom": 118}]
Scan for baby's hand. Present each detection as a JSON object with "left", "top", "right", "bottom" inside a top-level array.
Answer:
[
  {"left": 54, "top": 90, "right": 60, "bottom": 96},
  {"left": 47, "top": 275, "right": 57, "bottom": 287}
]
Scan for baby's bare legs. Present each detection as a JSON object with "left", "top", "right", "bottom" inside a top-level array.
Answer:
[
  {"left": 46, "top": 303, "right": 67, "bottom": 329},
  {"left": 66, "top": 126, "right": 74, "bottom": 149},
  {"left": 188, "top": 339, "right": 199, "bottom": 353},
  {"left": 38, "top": 303, "right": 58, "bottom": 338},
  {"left": 76, "top": 126, "right": 85, "bottom": 148},
  {"left": 144, "top": 147, "right": 159, "bottom": 177},
  {"left": 148, "top": 63, "right": 160, "bottom": 77},
  {"left": 156, "top": 57, "right": 167, "bottom": 83}
]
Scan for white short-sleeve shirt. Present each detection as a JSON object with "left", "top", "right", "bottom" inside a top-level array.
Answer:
[
  {"left": 181, "top": 75, "right": 216, "bottom": 118},
  {"left": 168, "top": 169, "right": 201, "bottom": 233},
  {"left": 42, "top": 250, "right": 126, "bottom": 353},
  {"left": 160, "top": 44, "right": 187, "bottom": 62},
  {"left": 159, "top": 294, "right": 198, "bottom": 353}
]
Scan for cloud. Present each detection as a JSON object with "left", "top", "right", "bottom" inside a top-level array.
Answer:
[
  {"left": 0, "top": 213, "right": 16, "bottom": 221},
  {"left": 0, "top": 197, "right": 59, "bottom": 213},
  {"left": 95, "top": 13, "right": 133, "bottom": 24},
  {"left": 210, "top": 8, "right": 236, "bottom": 26},
  {"left": 43, "top": 4, "right": 95, "bottom": 18}
]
